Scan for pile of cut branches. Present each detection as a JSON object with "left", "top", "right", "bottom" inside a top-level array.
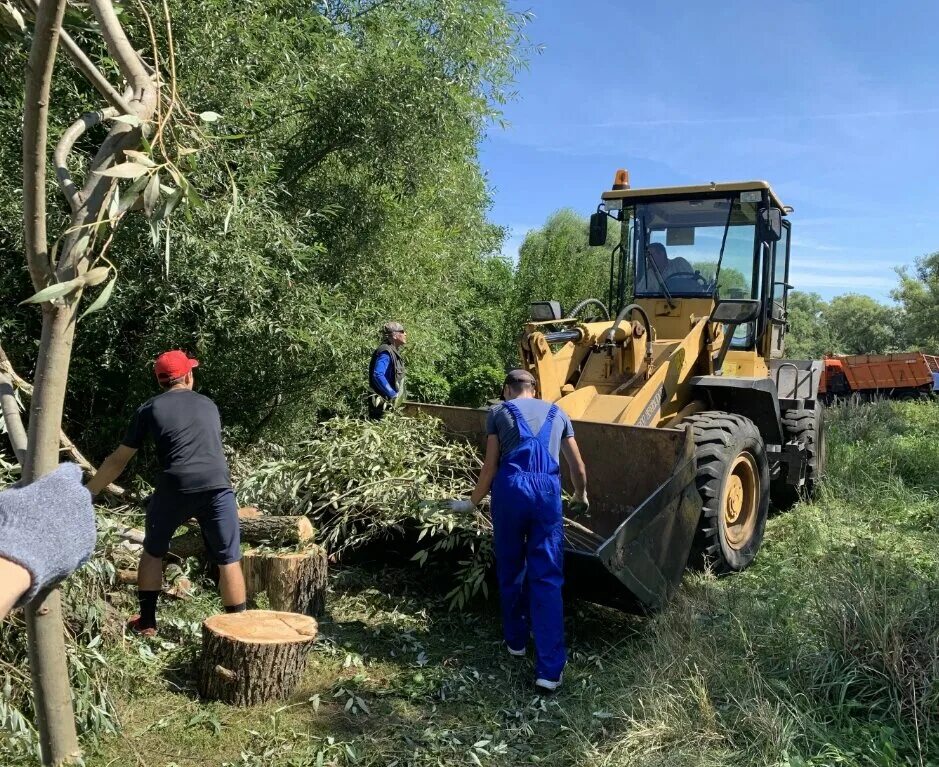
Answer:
[{"left": 238, "top": 414, "right": 493, "bottom": 608}]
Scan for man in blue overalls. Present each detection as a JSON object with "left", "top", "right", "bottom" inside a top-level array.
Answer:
[{"left": 449, "top": 369, "right": 588, "bottom": 692}]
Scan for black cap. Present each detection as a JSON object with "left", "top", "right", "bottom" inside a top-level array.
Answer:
[{"left": 504, "top": 368, "right": 536, "bottom": 386}]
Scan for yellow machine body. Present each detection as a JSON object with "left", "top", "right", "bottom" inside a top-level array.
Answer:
[{"left": 408, "top": 178, "right": 822, "bottom": 610}]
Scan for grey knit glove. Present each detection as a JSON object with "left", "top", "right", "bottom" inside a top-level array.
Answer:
[{"left": 0, "top": 463, "right": 96, "bottom": 607}]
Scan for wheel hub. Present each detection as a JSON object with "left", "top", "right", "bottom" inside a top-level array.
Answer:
[
  {"left": 722, "top": 452, "right": 758, "bottom": 550},
  {"left": 725, "top": 476, "right": 744, "bottom": 523}
]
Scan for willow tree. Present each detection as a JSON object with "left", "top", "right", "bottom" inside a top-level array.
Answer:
[{"left": 6, "top": 0, "right": 202, "bottom": 762}]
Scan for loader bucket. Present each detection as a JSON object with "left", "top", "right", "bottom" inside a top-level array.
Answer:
[{"left": 404, "top": 403, "right": 701, "bottom": 611}]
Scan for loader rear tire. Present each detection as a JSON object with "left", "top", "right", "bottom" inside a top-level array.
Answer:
[
  {"left": 685, "top": 412, "right": 770, "bottom": 573},
  {"left": 771, "top": 406, "right": 826, "bottom": 510}
]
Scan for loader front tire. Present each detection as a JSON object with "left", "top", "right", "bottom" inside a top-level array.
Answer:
[{"left": 685, "top": 412, "right": 770, "bottom": 573}]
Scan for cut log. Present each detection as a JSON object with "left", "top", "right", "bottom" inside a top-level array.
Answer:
[
  {"left": 115, "top": 568, "right": 193, "bottom": 599},
  {"left": 239, "top": 515, "right": 314, "bottom": 546},
  {"left": 242, "top": 546, "right": 327, "bottom": 616},
  {"left": 198, "top": 610, "right": 318, "bottom": 705},
  {"left": 167, "top": 515, "right": 314, "bottom": 561}
]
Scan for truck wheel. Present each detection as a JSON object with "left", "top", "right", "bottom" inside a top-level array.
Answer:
[
  {"left": 684, "top": 412, "right": 770, "bottom": 573},
  {"left": 772, "top": 406, "right": 827, "bottom": 509}
]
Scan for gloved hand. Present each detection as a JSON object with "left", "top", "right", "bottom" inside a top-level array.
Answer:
[
  {"left": 447, "top": 499, "right": 476, "bottom": 514},
  {"left": 569, "top": 491, "right": 590, "bottom": 516},
  {"left": 0, "top": 463, "right": 96, "bottom": 607}
]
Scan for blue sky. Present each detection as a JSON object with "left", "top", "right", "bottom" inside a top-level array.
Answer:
[{"left": 479, "top": 1, "right": 939, "bottom": 302}]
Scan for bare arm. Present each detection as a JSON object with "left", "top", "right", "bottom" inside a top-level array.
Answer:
[
  {"left": 561, "top": 437, "right": 587, "bottom": 497},
  {"left": 85, "top": 444, "right": 137, "bottom": 496},
  {"left": 0, "top": 558, "right": 31, "bottom": 620},
  {"left": 470, "top": 435, "right": 500, "bottom": 507}
]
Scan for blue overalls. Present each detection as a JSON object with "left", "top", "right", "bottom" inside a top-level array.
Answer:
[{"left": 491, "top": 400, "right": 566, "bottom": 681}]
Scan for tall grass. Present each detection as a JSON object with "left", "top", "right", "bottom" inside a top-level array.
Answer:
[{"left": 583, "top": 400, "right": 939, "bottom": 766}]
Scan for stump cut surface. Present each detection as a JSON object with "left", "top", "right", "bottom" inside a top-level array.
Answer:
[{"left": 206, "top": 610, "right": 318, "bottom": 644}]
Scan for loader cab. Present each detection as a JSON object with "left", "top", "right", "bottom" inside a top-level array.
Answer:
[{"left": 595, "top": 178, "right": 792, "bottom": 362}]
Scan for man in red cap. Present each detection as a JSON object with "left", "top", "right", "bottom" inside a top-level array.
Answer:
[{"left": 87, "top": 350, "right": 246, "bottom": 635}]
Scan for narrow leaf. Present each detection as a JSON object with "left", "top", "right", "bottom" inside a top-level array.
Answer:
[
  {"left": 198, "top": 111, "right": 220, "bottom": 123},
  {"left": 72, "top": 233, "right": 91, "bottom": 259},
  {"left": 150, "top": 218, "right": 160, "bottom": 254},
  {"left": 108, "top": 187, "right": 120, "bottom": 222},
  {"left": 112, "top": 114, "right": 141, "bottom": 127},
  {"left": 95, "top": 162, "right": 150, "bottom": 179},
  {"left": 20, "top": 278, "right": 82, "bottom": 305},
  {"left": 118, "top": 173, "right": 150, "bottom": 214},
  {"left": 79, "top": 276, "right": 116, "bottom": 320},
  {"left": 82, "top": 267, "right": 111, "bottom": 287},
  {"left": 123, "top": 149, "right": 157, "bottom": 167},
  {"left": 144, "top": 171, "right": 161, "bottom": 217},
  {"left": 0, "top": 2, "right": 26, "bottom": 32},
  {"left": 164, "top": 223, "right": 171, "bottom": 275}
]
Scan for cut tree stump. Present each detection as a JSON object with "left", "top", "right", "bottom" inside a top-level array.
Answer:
[
  {"left": 242, "top": 546, "right": 327, "bottom": 616},
  {"left": 198, "top": 610, "right": 318, "bottom": 706}
]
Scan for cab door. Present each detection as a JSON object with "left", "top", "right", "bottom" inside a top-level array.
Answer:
[{"left": 767, "top": 220, "right": 791, "bottom": 358}]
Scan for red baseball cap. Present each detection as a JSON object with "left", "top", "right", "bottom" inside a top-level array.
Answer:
[{"left": 154, "top": 350, "right": 199, "bottom": 383}]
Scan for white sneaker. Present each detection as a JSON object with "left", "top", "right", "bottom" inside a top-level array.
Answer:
[
  {"left": 534, "top": 671, "right": 563, "bottom": 692},
  {"left": 506, "top": 644, "right": 526, "bottom": 657}
]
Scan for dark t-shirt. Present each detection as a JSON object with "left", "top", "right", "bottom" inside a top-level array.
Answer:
[
  {"left": 486, "top": 398, "right": 575, "bottom": 460},
  {"left": 122, "top": 389, "right": 231, "bottom": 493}
]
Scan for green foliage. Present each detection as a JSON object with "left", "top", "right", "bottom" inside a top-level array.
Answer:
[
  {"left": 450, "top": 364, "right": 504, "bottom": 407},
  {"left": 826, "top": 293, "right": 901, "bottom": 355},
  {"left": 238, "top": 413, "right": 492, "bottom": 608},
  {"left": 785, "top": 291, "right": 838, "bottom": 358},
  {"left": 0, "top": 0, "right": 526, "bottom": 456},
  {"left": 513, "top": 209, "right": 613, "bottom": 327},
  {"left": 893, "top": 251, "right": 939, "bottom": 350},
  {"left": 785, "top": 291, "right": 901, "bottom": 358}
]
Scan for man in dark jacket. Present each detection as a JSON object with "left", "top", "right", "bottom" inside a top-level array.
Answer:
[
  {"left": 87, "top": 350, "right": 246, "bottom": 635},
  {"left": 368, "top": 321, "right": 407, "bottom": 419}
]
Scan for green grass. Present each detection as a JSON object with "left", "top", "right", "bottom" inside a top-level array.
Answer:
[{"left": 3, "top": 400, "right": 939, "bottom": 766}]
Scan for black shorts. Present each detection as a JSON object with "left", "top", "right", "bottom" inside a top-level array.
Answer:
[{"left": 144, "top": 487, "right": 241, "bottom": 565}]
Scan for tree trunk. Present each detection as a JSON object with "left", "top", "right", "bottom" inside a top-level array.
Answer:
[
  {"left": 20, "top": 0, "right": 79, "bottom": 759},
  {"left": 198, "top": 610, "right": 318, "bottom": 706},
  {"left": 239, "top": 515, "right": 315, "bottom": 546},
  {"left": 113, "top": 514, "right": 315, "bottom": 561},
  {"left": 168, "top": 515, "right": 315, "bottom": 561},
  {"left": 242, "top": 547, "right": 327, "bottom": 616}
]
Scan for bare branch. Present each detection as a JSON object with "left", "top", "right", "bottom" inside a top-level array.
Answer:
[
  {"left": 21, "top": 0, "right": 68, "bottom": 294},
  {"left": 58, "top": 430, "right": 126, "bottom": 498},
  {"left": 0, "top": 374, "right": 27, "bottom": 465},
  {"left": 53, "top": 108, "right": 117, "bottom": 212},
  {"left": 0, "top": 342, "right": 125, "bottom": 494},
  {"left": 89, "top": 0, "right": 152, "bottom": 94},
  {"left": 18, "top": 0, "right": 134, "bottom": 115}
]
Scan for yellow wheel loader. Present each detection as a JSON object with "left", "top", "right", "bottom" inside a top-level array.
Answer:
[{"left": 408, "top": 173, "right": 826, "bottom": 610}]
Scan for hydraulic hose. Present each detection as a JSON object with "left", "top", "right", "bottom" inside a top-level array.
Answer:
[
  {"left": 566, "top": 298, "right": 610, "bottom": 321},
  {"left": 606, "top": 303, "right": 653, "bottom": 362}
]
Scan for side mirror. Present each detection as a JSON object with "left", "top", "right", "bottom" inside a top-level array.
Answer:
[
  {"left": 710, "top": 299, "right": 761, "bottom": 325},
  {"left": 759, "top": 208, "right": 782, "bottom": 242},
  {"left": 588, "top": 211, "right": 608, "bottom": 246},
  {"left": 529, "top": 300, "right": 563, "bottom": 322}
]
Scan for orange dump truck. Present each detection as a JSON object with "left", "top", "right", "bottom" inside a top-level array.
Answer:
[{"left": 820, "top": 353, "right": 939, "bottom": 401}]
